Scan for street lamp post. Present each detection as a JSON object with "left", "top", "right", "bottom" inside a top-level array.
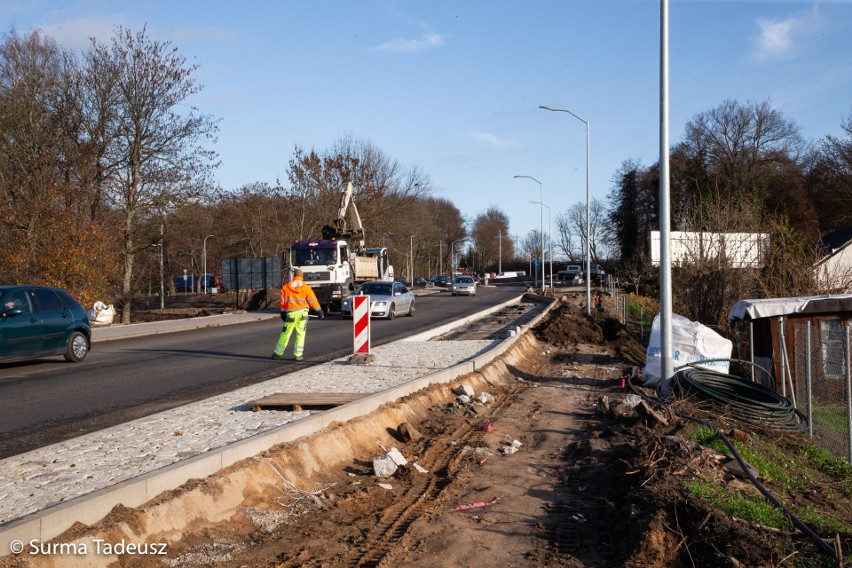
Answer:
[
  {"left": 203, "top": 234, "right": 214, "bottom": 294},
  {"left": 409, "top": 235, "right": 414, "bottom": 282},
  {"left": 153, "top": 243, "right": 165, "bottom": 310},
  {"left": 513, "top": 175, "right": 544, "bottom": 291},
  {"left": 540, "top": 105, "right": 591, "bottom": 315},
  {"left": 531, "top": 201, "right": 553, "bottom": 292},
  {"left": 497, "top": 230, "right": 504, "bottom": 275},
  {"left": 451, "top": 240, "right": 464, "bottom": 275}
]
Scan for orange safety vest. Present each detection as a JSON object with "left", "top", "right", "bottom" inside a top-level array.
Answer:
[{"left": 279, "top": 277, "right": 321, "bottom": 313}]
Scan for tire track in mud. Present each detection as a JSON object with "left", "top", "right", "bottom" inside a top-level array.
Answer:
[{"left": 343, "top": 383, "right": 527, "bottom": 568}]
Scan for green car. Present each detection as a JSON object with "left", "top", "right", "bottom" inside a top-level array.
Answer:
[{"left": 0, "top": 285, "right": 92, "bottom": 363}]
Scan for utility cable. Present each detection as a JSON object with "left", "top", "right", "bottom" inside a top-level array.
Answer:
[{"left": 673, "top": 360, "right": 807, "bottom": 433}]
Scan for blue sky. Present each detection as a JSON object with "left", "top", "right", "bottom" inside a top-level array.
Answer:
[{"left": 2, "top": 1, "right": 850, "bottom": 242}]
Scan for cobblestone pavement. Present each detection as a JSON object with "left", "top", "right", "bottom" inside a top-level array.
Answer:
[{"left": 0, "top": 338, "right": 495, "bottom": 526}]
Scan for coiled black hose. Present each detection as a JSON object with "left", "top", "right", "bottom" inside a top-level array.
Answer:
[{"left": 673, "top": 361, "right": 808, "bottom": 433}]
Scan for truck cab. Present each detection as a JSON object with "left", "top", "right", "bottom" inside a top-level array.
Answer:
[{"left": 288, "top": 239, "right": 393, "bottom": 312}]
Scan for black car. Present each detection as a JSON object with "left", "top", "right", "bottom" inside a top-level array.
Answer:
[
  {"left": 429, "top": 275, "right": 452, "bottom": 288},
  {"left": 0, "top": 285, "right": 92, "bottom": 363}
]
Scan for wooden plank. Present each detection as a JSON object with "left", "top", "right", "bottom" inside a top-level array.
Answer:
[{"left": 249, "top": 392, "right": 368, "bottom": 412}]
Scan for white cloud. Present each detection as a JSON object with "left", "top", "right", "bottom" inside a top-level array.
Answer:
[
  {"left": 37, "top": 16, "right": 119, "bottom": 50},
  {"left": 470, "top": 130, "right": 511, "bottom": 147},
  {"left": 369, "top": 32, "right": 444, "bottom": 54},
  {"left": 753, "top": 16, "right": 796, "bottom": 59}
]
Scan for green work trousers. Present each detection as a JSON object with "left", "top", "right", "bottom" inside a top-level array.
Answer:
[{"left": 273, "top": 309, "right": 308, "bottom": 357}]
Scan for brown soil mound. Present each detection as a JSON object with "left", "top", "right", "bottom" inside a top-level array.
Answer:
[{"left": 535, "top": 296, "right": 647, "bottom": 367}]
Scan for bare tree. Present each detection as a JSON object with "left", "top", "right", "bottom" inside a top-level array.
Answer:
[
  {"left": 555, "top": 197, "right": 610, "bottom": 263},
  {"left": 93, "top": 26, "right": 219, "bottom": 323},
  {"left": 286, "top": 136, "right": 430, "bottom": 248},
  {"left": 682, "top": 99, "right": 803, "bottom": 202}
]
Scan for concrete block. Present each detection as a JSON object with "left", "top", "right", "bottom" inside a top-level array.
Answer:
[
  {"left": 143, "top": 452, "right": 222, "bottom": 500},
  {"left": 38, "top": 476, "right": 148, "bottom": 544},
  {"left": 0, "top": 517, "right": 40, "bottom": 558}
]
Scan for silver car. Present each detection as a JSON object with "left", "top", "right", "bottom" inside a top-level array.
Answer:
[
  {"left": 451, "top": 275, "right": 477, "bottom": 296},
  {"left": 341, "top": 281, "right": 415, "bottom": 320}
]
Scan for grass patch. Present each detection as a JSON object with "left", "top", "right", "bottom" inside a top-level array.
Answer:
[
  {"left": 812, "top": 406, "right": 849, "bottom": 435},
  {"left": 687, "top": 426, "right": 804, "bottom": 491},
  {"left": 794, "top": 505, "right": 851, "bottom": 536},
  {"left": 687, "top": 480, "right": 787, "bottom": 528},
  {"left": 798, "top": 443, "right": 852, "bottom": 480}
]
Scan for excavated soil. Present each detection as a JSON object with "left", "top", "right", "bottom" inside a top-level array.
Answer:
[{"left": 6, "top": 294, "right": 851, "bottom": 567}]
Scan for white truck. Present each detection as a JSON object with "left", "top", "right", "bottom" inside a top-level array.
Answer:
[{"left": 287, "top": 182, "right": 394, "bottom": 311}]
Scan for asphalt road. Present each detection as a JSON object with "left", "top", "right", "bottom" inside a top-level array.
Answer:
[{"left": 0, "top": 284, "right": 526, "bottom": 458}]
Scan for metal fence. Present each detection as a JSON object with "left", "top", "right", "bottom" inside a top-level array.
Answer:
[
  {"left": 791, "top": 321, "right": 852, "bottom": 463},
  {"left": 607, "top": 282, "right": 652, "bottom": 346}
]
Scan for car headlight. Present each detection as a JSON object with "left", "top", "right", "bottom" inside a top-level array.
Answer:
[{"left": 373, "top": 301, "right": 387, "bottom": 307}]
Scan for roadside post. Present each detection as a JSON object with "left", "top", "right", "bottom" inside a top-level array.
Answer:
[{"left": 352, "top": 295, "right": 371, "bottom": 357}]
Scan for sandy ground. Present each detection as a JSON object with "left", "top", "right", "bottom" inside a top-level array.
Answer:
[{"left": 5, "top": 294, "right": 850, "bottom": 567}]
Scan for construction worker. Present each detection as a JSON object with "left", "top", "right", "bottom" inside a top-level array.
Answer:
[{"left": 271, "top": 268, "right": 324, "bottom": 361}]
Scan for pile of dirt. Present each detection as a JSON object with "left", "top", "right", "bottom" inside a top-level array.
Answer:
[{"left": 536, "top": 296, "right": 646, "bottom": 367}]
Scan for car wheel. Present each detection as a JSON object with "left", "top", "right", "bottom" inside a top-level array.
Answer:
[
  {"left": 387, "top": 303, "right": 395, "bottom": 320},
  {"left": 64, "top": 330, "right": 89, "bottom": 362},
  {"left": 407, "top": 300, "right": 415, "bottom": 317}
]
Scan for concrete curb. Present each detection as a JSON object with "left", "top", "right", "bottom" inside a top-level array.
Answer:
[
  {"left": 0, "top": 294, "right": 557, "bottom": 555},
  {"left": 91, "top": 311, "right": 279, "bottom": 343}
]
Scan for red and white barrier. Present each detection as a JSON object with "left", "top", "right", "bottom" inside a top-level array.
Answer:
[{"left": 353, "top": 295, "right": 371, "bottom": 354}]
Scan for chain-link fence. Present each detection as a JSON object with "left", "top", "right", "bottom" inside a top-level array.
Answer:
[{"left": 792, "top": 321, "right": 852, "bottom": 463}]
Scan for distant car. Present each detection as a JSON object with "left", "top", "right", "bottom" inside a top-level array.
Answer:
[
  {"left": 0, "top": 285, "right": 91, "bottom": 363},
  {"left": 340, "top": 281, "right": 415, "bottom": 320},
  {"left": 451, "top": 275, "right": 477, "bottom": 296},
  {"left": 413, "top": 277, "right": 428, "bottom": 288},
  {"left": 429, "top": 275, "right": 452, "bottom": 288},
  {"left": 557, "top": 267, "right": 584, "bottom": 286}
]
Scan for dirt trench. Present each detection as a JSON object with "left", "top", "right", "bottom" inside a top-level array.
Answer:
[{"left": 4, "top": 296, "right": 837, "bottom": 568}]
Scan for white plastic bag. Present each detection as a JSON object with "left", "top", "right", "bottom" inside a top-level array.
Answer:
[
  {"left": 643, "top": 313, "right": 732, "bottom": 394},
  {"left": 96, "top": 304, "right": 116, "bottom": 325},
  {"left": 87, "top": 301, "right": 116, "bottom": 326}
]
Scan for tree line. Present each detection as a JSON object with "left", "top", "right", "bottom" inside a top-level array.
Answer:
[
  {"left": 605, "top": 100, "right": 851, "bottom": 327},
  {"left": 2, "top": 27, "right": 849, "bottom": 327},
  {"left": 0, "top": 28, "right": 514, "bottom": 323}
]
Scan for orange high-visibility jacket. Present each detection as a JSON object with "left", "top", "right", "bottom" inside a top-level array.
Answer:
[{"left": 279, "top": 277, "right": 321, "bottom": 313}]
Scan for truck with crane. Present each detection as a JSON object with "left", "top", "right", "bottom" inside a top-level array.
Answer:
[{"left": 287, "top": 182, "right": 394, "bottom": 312}]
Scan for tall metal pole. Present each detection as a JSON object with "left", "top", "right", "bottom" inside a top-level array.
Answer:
[
  {"left": 158, "top": 244, "right": 165, "bottom": 310},
  {"left": 497, "top": 231, "right": 503, "bottom": 274},
  {"left": 548, "top": 205, "right": 553, "bottom": 291},
  {"left": 203, "top": 234, "right": 214, "bottom": 294},
  {"left": 409, "top": 235, "right": 414, "bottom": 281},
  {"left": 659, "top": 0, "right": 674, "bottom": 388},
  {"left": 514, "top": 175, "right": 544, "bottom": 290},
  {"left": 530, "top": 201, "right": 552, "bottom": 293},
  {"left": 539, "top": 106, "right": 591, "bottom": 314},
  {"left": 159, "top": 223, "right": 165, "bottom": 310}
]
